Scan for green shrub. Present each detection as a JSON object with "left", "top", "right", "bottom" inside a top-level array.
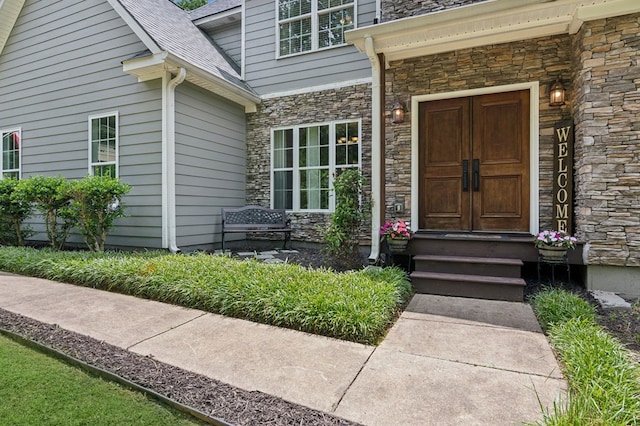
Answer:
[
  {"left": 324, "top": 169, "right": 370, "bottom": 269},
  {"left": 15, "top": 176, "right": 78, "bottom": 250},
  {"left": 529, "top": 288, "right": 596, "bottom": 332},
  {"left": 0, "top": 178, "right": 34, "bottom": 246},
  {"left": 69, "top": 176, "right": 131, "bottom": 252}
]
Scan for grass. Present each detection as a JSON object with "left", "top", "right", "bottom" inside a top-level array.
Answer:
[
  {"left": 530, "top": 288, "right": 640, "bottom": 425},
  {"left": 0, "top": 334, "right": 202, "bottom": 425},
  {"left": 0, "top": 246, "right": 412, "bottom": 345}
]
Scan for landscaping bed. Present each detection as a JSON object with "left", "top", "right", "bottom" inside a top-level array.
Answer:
[{"left": 0, "top": 309, "right": 357, "bottom": 426}]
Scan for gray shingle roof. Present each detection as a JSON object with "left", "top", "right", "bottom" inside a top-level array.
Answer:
[
  {"left": 118, "top": 0, "right": 251, "bottom": 93},
  {"left": 188, "top": 0, "right": 241, "bottom": 21}
]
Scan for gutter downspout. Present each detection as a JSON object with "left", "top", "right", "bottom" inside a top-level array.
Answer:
[
  {"left": 365, "top": 37, "right": 383, "bottom": 264},
  {"left": 162, "top": 67, "right": 186, "bottom": 254}
]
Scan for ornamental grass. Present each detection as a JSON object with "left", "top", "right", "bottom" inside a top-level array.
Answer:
[
  {"left": 530, "top": 288, "right": 640, "bottom": 425},
  {"left": 0, "top": 247, "right": 412, "bottom": 345}
]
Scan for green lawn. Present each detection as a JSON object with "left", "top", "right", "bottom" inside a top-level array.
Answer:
[{"left": 0, "top": 334, "right": 203, "bottom": 425}]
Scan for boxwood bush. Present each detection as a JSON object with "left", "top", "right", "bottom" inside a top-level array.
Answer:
[{"left": 0, "top": 247, "right": 412, "bottom": 345}]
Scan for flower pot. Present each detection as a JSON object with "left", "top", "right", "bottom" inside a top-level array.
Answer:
[
  {"left": 538, "top": 246, "right": 568, "bottom": 262},
  {"left": 387, "top": 238, "right": 409, "bottom": 254}
]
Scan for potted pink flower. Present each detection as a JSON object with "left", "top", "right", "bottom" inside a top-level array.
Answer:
[
  {"left": 380, "top": 219, "right": 413, "bottom": 253},
  {"left": 534, "top": 229, "right": 577, "bottom": 260}
]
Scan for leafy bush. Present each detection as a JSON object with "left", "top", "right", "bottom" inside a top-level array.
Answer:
[
  {"left": 0, "top": 179, "right": 34, "bottom": 246},
  {"left": 0, "top": 247, "right": 412, "bottom": 344},
  {"left": 324, "top": 169, "right": 370, "bottom": 269},
  {"left": 69, "top": 176, "right": 131, "bottom": 252},
  {"left": 529, "top": 288, "right": 596, "bottom": 332},
  {"left": 15, "top": 176, "right": 78, "bottom": 250},
  {"left": 531, "top": 289, "right": 640, "bottom": 425}
]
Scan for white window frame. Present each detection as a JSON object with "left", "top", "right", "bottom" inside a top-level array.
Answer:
[
  {"left": 270, "top": 119, "right": 362, "bottom": 212},
  {"left": 88, "top": 112, "right": 119, "bottom": 177},
  {"left": 275, "top": 0, "right": 357, "bottom": 59},
  {"left": 0, "top": 127, "right": 22, "bottom": 180}
]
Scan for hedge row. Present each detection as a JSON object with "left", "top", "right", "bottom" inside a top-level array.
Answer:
[{"left": 0, "top": 175, "right": 130, "bottom": 252}]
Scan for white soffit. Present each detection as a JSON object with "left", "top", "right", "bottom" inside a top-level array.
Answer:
[
  {"left": 346, "top": 0, "right": 640, "bottom": 63},
  {"left": 122, "top": 52, "right": 259, "bottom": 112}
]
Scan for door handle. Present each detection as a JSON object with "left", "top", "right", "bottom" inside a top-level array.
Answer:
[
  {"left": 472, "top": 159, "right": 480, "bottom": 191},
  {"left": 462, "top": 160, "right": 469, "bottom": 192}
]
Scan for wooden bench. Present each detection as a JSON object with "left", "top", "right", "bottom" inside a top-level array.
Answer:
[{"left": 221, "top": 206, "right": 292, "bottom": 250}]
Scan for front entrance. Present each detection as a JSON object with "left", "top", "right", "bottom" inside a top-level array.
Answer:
[{"left": 419, "top": 90, "right": 530, "bottom": 231}]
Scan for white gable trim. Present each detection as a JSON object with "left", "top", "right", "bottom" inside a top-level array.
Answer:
[{"left": 0, "top": 0, "right": 26, "bottom": 55}]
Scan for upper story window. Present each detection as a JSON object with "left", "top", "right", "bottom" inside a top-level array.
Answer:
[
  {"left": 272, "top": 120, "right": 360, "bottom": 211},
  {"left": 89, "top": 113, "right": 118, "bottom": 177},
  {"left": 277, "top": 0, "right": 355, "bottom": 57},
  {"left": 1, "top": 128, "right": 21, "bottom": 179}
]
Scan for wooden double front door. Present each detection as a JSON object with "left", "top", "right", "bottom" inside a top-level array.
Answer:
[{"left": 419, "top": 90, "right": 530, "bottom": 232}]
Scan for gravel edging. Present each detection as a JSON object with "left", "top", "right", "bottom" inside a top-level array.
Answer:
[{"left": 0, "top": 308, "right": 360, "bottom": 426}]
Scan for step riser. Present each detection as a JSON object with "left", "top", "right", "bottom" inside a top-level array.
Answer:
[
  {"left": 412, "top": 277, "right": 524, "bottom": 302},
  {"left": 410, "top": 239, "right": 537, "bottom": 261},
  {"left": 415, "top": 260, "right": 521, "bottom": 278}
]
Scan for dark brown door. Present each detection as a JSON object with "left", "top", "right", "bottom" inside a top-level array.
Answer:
[{"left": 419, "top": 90, "right": 530, "bottom": 232}]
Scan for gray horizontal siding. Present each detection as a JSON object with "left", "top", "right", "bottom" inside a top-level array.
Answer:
[
  {"left": 175, "top": 82, "right": 247, "bottom": 248},
  {"left": 244, "top": 0, "right": 374, "bottom": 95},
  {"left": 0, "top": 0, "right": 164, "bottom": 249},
  {"left": 205, "top": 23, "right": 242, "bottom": 68}
]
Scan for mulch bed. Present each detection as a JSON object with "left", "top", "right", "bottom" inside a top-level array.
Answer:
[{"left": 0, "top": 307, "right": 359, "bottom": 426}]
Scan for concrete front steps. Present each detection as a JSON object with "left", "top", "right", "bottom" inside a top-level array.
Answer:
[{"left": 409, "top": 233, "right": 535, "bottom": 302}]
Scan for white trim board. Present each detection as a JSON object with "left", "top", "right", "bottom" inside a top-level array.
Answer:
[{"left": 410, "top": 82, "right": 540, "bottom": 235}]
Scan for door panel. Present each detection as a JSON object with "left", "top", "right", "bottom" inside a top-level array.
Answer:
[
  {"left": 472, "top": 91, "right": 529, "bottom": 231},
  {"left": 420, "top": 90, "right": 530, "bottom": 232},
  {"left": 419, "top": 98, "right": 470, "bottom": 230}
]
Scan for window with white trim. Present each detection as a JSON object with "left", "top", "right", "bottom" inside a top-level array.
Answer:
[
  {"left": 277, "top": 0, "right": 355, "bottom": 57},
  {"left": 89, "top": 113, "right": 118, "bottom": 177},
  {"left": 272, "top": 120, "right": 360, "bottom": 211},
  {"left": 1, "top": 128, "right": 21, "bottom": 179}
]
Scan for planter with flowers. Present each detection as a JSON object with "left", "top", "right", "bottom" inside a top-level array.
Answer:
[
  {"left": 534, "top": 230, "right": 577, "bottom": 262},
  {"left": 380, "top": 219, "right": 414, "bottom": 254}
]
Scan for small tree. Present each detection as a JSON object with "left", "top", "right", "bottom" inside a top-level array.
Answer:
[
  {"left": 15, "top": 176, "right": 78, "bottom": 250},
  {"left": 69, "top": 175, "right": 131, "bottom": 252},
  {"left": 0, "top": 179, "right": 34, "bottom": 246},
  {"left": 174, "top": 0, "right": 207, "bottom": 11},
  {"left": 323, "top": 169, "right": 369, "bottom": 269}
]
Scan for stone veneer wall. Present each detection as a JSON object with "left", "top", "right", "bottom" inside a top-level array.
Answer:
[
  {"left": 245, "top": 84, "right": 372, "bottom": 243},
  {"left": 380, "top": 0, "right": 483, "bottom": 22},
  {"left": 571, "top": 13, "right": 640, "bottom": 267},
  {"left": 385, "top": 35, "right": 572, "bottom": 230}
]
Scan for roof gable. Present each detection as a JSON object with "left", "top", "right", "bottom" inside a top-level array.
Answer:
[{"left": 0, "top": 0, "right": 258, "bottom": 110}]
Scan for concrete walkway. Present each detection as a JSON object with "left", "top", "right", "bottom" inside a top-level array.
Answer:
[{"left": 0, "top": 273, "right": 565, "bottom": 425}]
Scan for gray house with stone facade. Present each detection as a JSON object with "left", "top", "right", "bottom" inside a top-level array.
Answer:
[{"left": 1, "top": 0, "right": 639, "bottom": 298}]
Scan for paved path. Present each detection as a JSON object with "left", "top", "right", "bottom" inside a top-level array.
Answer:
[{"left": 0, "top": 273, "right": 565, "bottom": 425}]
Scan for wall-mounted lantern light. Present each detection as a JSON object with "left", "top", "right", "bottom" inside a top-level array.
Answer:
[
  {"left": 391, "top": 101, "right": 405, "bottom": 124},
  {"left": 549, "top": 77, "right": 566, "bottom": 107}
]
